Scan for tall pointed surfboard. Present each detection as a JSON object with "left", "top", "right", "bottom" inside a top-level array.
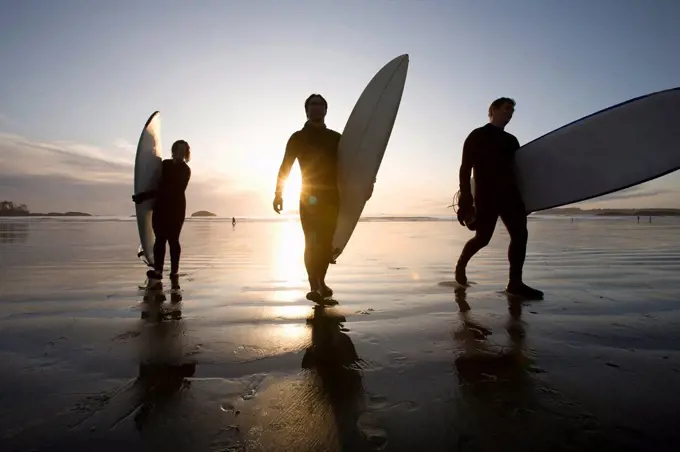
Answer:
[
  {"left": 470, "top": 87, "right": 680, "bottom": 213},
  {"left": 134, "top": 111, "right": 162, "bottom": 267},
  {"left": 331, "top": 54, "right": 409, "bottom": 262}
]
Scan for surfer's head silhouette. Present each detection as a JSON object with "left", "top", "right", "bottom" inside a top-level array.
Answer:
[
  {"left": 488, "top": 97, "right": 515, "bottom": 129},
  {"left": 171, "top": 140, "right": 191, "bottom": 163},
  {"left": 305, "top": 93, "right": 328, "bottom": 124}
]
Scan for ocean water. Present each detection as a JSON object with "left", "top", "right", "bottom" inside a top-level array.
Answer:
[{"left": 1, "top": 216, "right": 679, "bottom": 451}]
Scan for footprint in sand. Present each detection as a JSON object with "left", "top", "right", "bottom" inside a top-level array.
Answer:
[
  {"left": 220, "top": 402, "right": 241, "bottom": 416},
  {"left": 368, "top": 394, "right": 419, "bottom": 412},
  {"left": 242, "top": 389, "right": 256, "bottom": 400},
  {"left": 358, "top": 412, "right": 388, "bottom": 450},
  {"left": 111, "top": 331, "right": 140, "bottom": 342},
  {"left": 387, "top": 351, "right": 409, "bottom": 370}
]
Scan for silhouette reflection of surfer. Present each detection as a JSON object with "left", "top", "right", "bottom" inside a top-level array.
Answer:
[
  {"left": 450, "top": 287, "right": 557, "bottom": 449},
  {"left": 453, "top": 287, "right": 529, "bottom": 388},
  {"left": 302, "top": 305, "right": 366, "bottom": 450},
  {"left": 451, "top": 289, "right": 615, "bottom": 451},
  {"left": 135, "top": 283, "right": 195, "bottom": 431}
]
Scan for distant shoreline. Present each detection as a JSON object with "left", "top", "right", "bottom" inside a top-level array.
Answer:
[
  {"left": 2, "top": 210, "right": 680, "bottom": 220},
  {"left": 0, "top": 212, "right": 92, "bottom": 217},
  {"left": 534, "top": 208, "right": 680, "bottom": 217}
]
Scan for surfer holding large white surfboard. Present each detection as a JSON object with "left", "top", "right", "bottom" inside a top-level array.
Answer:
[
  {"left": 273, "top": 55, "right": 409, "bottom": 303},
  {"left": 133, "top": 137, "right": 192, "bottom": 286},
  {"left": 455, "top": 97, "right": 544, "bottom": 300},
  {"left": 273, "top": 94, "right": 341, "bottom": 303}
]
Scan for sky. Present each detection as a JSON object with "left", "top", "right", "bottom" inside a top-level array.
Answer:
[{"left": 1, "top": 0, "right": 679, "bottom": 217}]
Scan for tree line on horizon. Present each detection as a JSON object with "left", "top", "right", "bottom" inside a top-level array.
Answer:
[{"left": 0, "top": 201, "right": 29, "bottom": 216}]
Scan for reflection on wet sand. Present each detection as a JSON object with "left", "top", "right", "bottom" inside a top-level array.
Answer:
[
  {"left": 302, "top": 305, "right": 367, "bottom": 450},
  {"left": 453, "top": 287, "right": 529, "bottom": 385},
  {"left": 451, "top": 288, "right": 609, "bottom": 451},
  {"left": 452, "top": 286, "right": 539, "bottom": 425},
  {"left": 0, "top": 221, "right": 29, "bottom": 244},
  {"left": 134, "top": 283, "right": 195, "bottom": 431}
]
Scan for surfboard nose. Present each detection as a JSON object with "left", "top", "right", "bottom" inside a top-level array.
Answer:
[
  {"left": 388, "top": 54, "right": 409, "bottom": 65},
  {"left": 397, "top": 54, "right": 409, "bottom": 63}
]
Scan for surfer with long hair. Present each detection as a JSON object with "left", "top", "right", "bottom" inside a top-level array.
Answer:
[
  {"left": 274, "top": 94, "right": 340, "bottom": 303},
  {"left": 454, "top": 98, "right": 543, "bottom": 299},
  {"left": 133, "top": 140, "right": 191, "bottom": 283}
]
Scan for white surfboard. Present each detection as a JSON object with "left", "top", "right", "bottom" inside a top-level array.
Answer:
[
  {"left": 515, "top": 87, "right": 680, "bottom": 213},
  {"left": 331, "top": 54, "right": 409, "bottom": 261},
  {"left": 134, "top": 111, "right": 162, "bottom": 267}
]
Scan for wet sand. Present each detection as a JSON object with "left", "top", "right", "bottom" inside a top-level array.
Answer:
[{"left": 1, "top": 216, "right": 680, "bottom": 451}]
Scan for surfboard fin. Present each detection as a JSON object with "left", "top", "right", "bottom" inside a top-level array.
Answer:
[
  {"left": 137, "top": 244, "right": 152, "bottom": 267},
  {"left": 330, "top": 247, "right": 342, "bottom": 264}
]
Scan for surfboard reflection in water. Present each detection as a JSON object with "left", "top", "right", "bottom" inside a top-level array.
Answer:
[
  {"left": 135, "top": 284, "right": 195, "bottom": 431},
  {"left": 302, "top": 305, "right": 367, "bottom": 450}
]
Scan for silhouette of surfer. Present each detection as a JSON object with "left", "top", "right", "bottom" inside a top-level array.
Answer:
[
  {"left": 133, "top": 140, "right": 191, "bottom": 285},
  {"left": 274, "top": 94, "right": 340, "bottom": 302},
  {"left": 454, "top": 98, "right": 543, "bottom": 299},
  {"left": 231, "top": 216, "right": 236, "bottom": 226}
]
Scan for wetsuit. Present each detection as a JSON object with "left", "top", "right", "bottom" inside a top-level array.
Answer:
[
  {"left": 276, "top": 122, "right": 341, "bottom": 290},
  {"left": 457, "top": 123, "right": 528, "bottom": 283},
  {"left": 150, "top": 159, "right": 191, "bottom": 275}
]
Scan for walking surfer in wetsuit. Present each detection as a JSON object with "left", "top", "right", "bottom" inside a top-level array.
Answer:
[
  {"left": 274, "top": 94, "right": 340, "bottom": 303},
  {"left": 133, "top": 140, "right": 191, "bottom": 284},
  {"left": 455, "top": 97, "right": 543, "bottom": 299}
]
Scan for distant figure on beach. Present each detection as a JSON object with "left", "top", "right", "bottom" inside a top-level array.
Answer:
[
  {"left": 274, "top": 94, "right": 340, "bottom": 303},
  {"left": 232, "top": 216, "right": 236, "bottom": 226},
  {"left": 454, "top": 97, "right": 543, "bottom": 299},
  {"left": 637, "top": 216, "right": 640, "bottom": 223},
  {"left": 133, "top": 140, "right": 191, "bottom": 285}
]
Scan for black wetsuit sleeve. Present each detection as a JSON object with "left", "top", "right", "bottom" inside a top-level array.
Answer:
[
  {"left": 182, "top": 166, "right": 191, "bottom": 192},
  {"left": 509, "top": 135, "right": 521, "bottom": 187},
  {"left": 160, "top": 161, "right": 190, "bottom": 197},
  {"left": 275, "top": 134, "right": 299, "bottom": 196},
  {"left": 151, "top": 160, "right": 172, "bottom": 198},
  {"left": 459, "top": 131, "right": 478, "bottom": 196}
]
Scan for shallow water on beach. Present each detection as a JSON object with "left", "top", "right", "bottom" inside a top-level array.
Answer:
[{"left": 1, "top": 216, "right": 680, "bottom": 451}]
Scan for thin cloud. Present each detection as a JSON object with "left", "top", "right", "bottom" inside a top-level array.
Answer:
[
  {"left": 113, "top": 138, "right": 136, "bottom": 153},
  {"left": 579, "top": 184, "right": 674, "bottom": 204}
]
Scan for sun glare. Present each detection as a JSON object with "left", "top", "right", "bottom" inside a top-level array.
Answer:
[
  {"left": 270, "top": 220, "right": 306, "bottom": 302},
  {"left": 282, "top": 164, "right": 302, "bottom": 213}
]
